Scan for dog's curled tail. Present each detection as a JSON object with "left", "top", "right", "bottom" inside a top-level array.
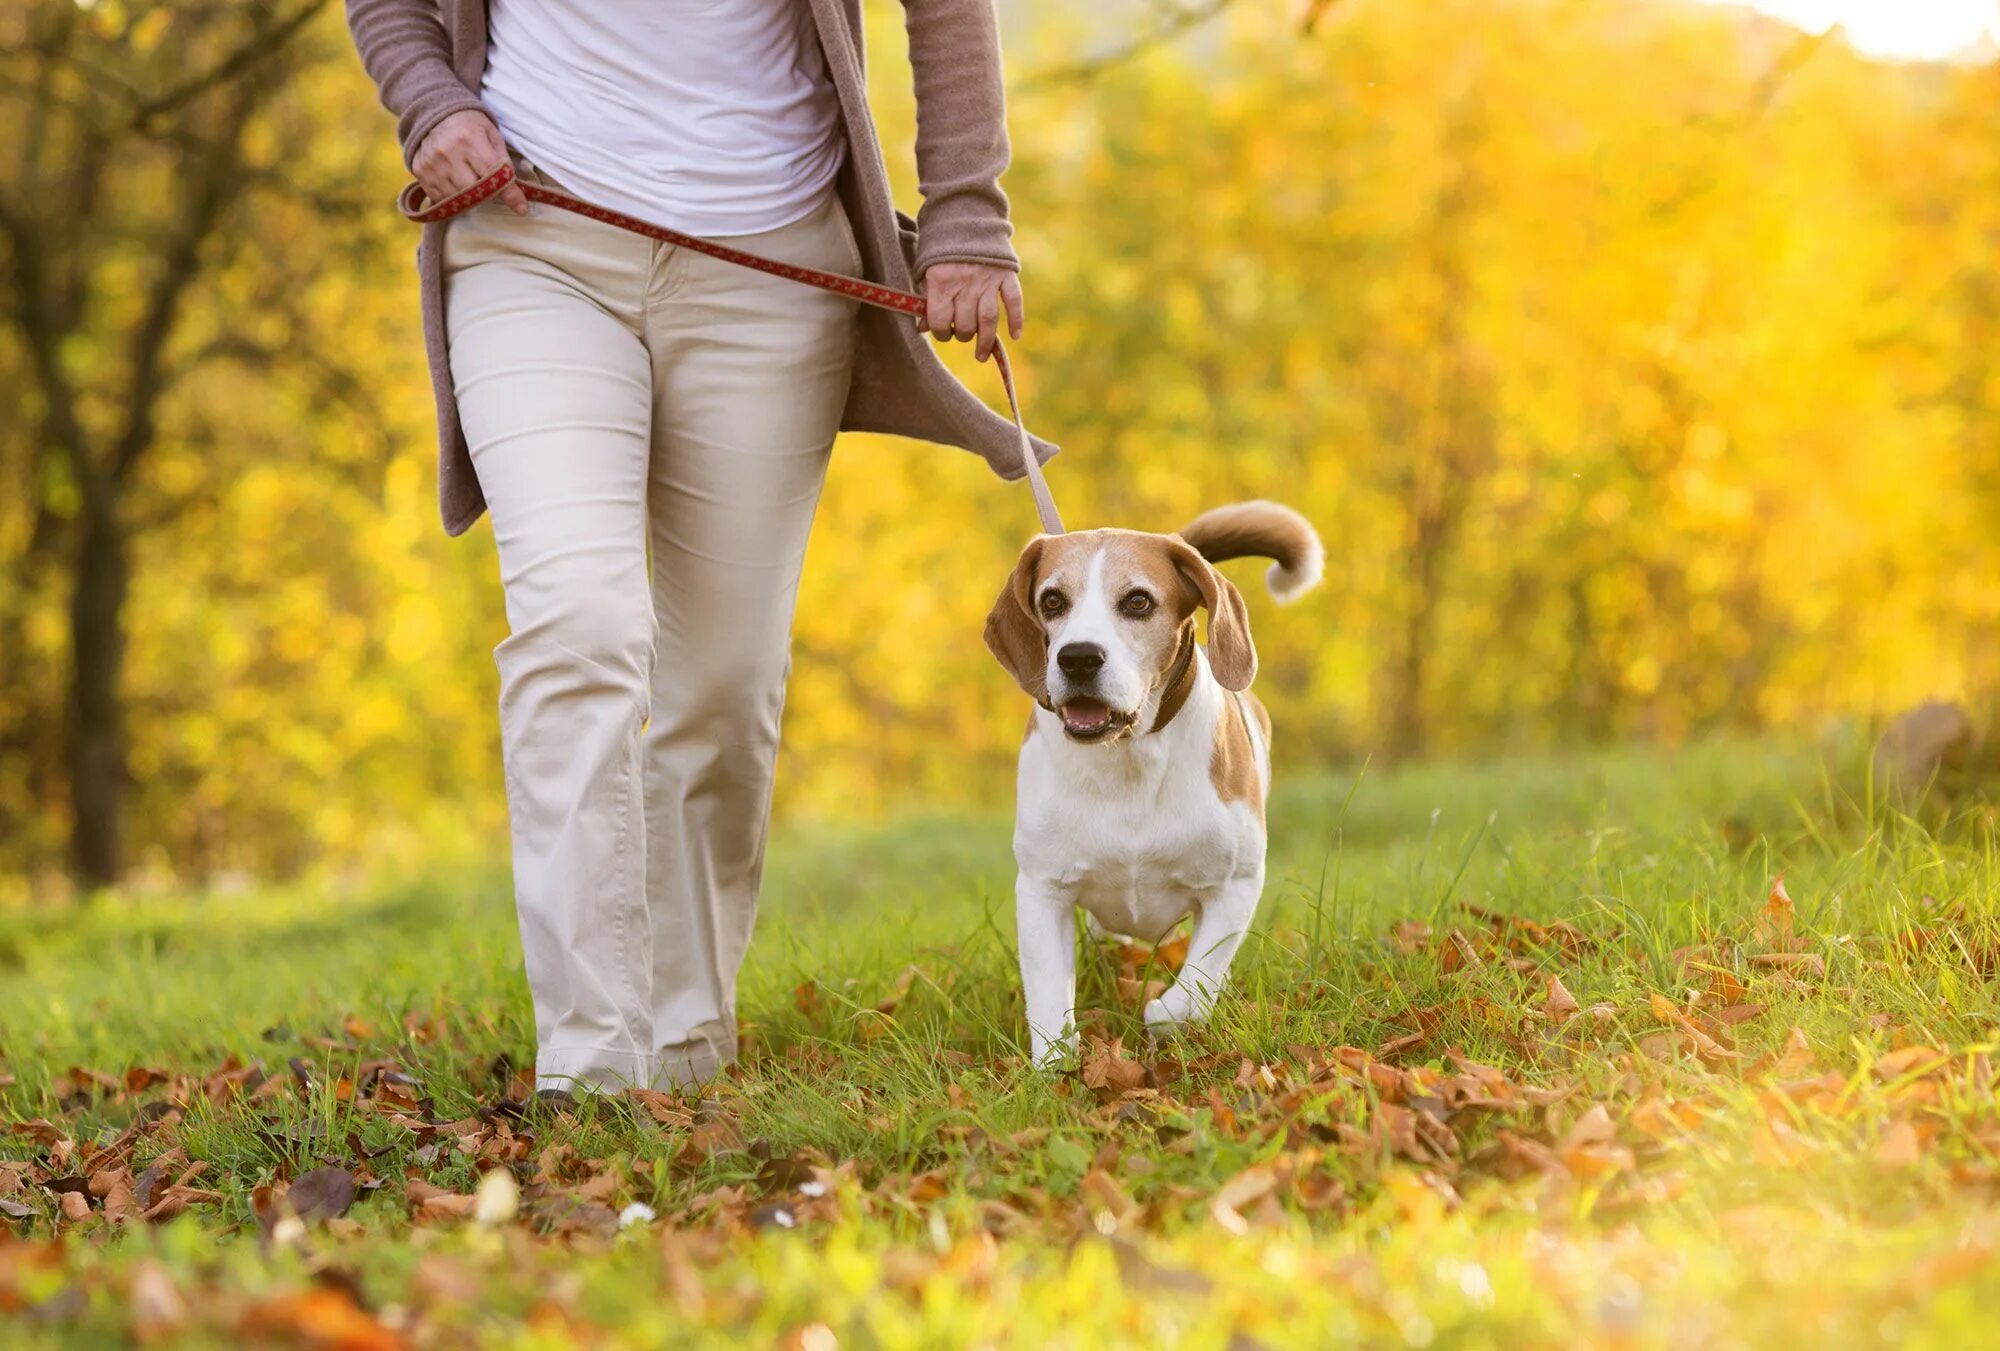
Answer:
[{"left": 1179, "top": 501, "right": 1324, "bottom": 604}]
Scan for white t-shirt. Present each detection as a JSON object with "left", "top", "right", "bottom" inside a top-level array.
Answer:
[{"left": 481, "top": 0, "right": 846, "bottom": 238}]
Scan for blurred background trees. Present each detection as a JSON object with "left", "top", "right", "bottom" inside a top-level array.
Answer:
[{"left": 3, "top": 0, "right": 1998, "bottom": 893}]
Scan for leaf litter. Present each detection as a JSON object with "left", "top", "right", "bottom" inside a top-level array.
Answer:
[{"left": 3, "top": 873, "right": 1998, "bottom": 1341}]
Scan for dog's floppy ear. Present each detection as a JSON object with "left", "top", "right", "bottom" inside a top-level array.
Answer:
[
  {"left": 1169, "top": 539, "right": 1257, "bottom": 691},
  {"left": 984, "top": 537, "right": 1050, "bottom": 702}
]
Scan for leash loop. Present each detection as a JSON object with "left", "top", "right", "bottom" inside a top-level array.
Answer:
[{"left": 401, "top": 162, "right": 1064, "bottom": 536}]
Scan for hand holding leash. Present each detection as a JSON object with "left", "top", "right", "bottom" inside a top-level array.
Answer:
[
  {"left": 412, "top": 111, "right": 530, "bottom": 217},
  {"left": 919, "top": 261, "right": 1025, "bottom": 362}
]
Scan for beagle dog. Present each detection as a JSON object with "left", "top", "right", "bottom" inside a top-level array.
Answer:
[{"left": 984, "top": 502, "right": 1324, "bottom": 1064}]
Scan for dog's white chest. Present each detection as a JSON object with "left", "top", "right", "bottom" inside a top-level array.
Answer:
[{"left": 1013, "top": 690, "right": 1265, "bottom": 942}]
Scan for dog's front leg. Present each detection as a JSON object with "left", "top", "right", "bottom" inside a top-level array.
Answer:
[
  {"left": 1016, "top": 875, "right": 1078, "bottom": 1066},
  {"left": 1145, "top": 868, "right": 1263, "bottom": 1035}
]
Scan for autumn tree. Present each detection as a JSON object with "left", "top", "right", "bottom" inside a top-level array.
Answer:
[{"left": 0, "top": 1, "right": 386, "bottom": 886}]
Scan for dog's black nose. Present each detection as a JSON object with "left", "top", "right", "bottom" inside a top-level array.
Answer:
[{"left": 1056, "top": 643, "right": 1105, "bottom": 680}]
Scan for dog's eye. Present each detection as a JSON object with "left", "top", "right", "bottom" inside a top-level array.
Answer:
[
  {"left": 1120, "top": 591, "right": 1156, "bottom": 618},
  {"left": 1038, "top": 591, "right": 1069, "bottom": 619}
]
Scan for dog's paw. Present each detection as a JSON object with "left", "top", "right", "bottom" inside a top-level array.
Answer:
[
  {"left": 1143, "top": 997, "right": 1185, "bottom": 1036},
  {"left": 1031, "top": 1034, "right": 1078, "bottom": 1069}
]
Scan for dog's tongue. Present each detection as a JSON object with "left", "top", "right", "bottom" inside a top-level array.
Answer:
[{"left": 1061, "top": 699, "right": 1113, "bottom": 734}]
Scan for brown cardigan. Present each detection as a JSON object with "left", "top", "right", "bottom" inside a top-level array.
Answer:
[{"left": 344, "top": 0, "right": 1055, "bottom": 536}]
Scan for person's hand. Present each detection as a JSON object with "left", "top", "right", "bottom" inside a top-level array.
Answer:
[
  {"left": 413, "top": 109, "right": 529, "bottom": 216},
  {"left": 918, "top": 262, "right": 1025, "bottom": 361}
]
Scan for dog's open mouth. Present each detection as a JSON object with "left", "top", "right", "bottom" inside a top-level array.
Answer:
[{"left": 1058, "top": 698, "right": 1134, "bottom": 743}]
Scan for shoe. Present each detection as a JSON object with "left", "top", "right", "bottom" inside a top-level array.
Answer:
[{"left": 529, "top": 1085, "right": 643, "bottom": 1128}]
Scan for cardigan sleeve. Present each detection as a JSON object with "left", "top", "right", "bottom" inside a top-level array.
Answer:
[
  {"left": 899, "top": 0, "right": 1019, "bottom": 276},
  {"left": 344, "top": 0, "right": 489, "bottom": 171}
]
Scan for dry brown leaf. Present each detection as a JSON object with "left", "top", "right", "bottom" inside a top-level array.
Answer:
[
  {"left": 1751, "top": 1116, "right": 1817, "bottom": 1169},
  {"left": 1749, "top": 952, "right": 1826, "bottom": 979},
  {"left": 99, "top": 1172, "right": 140, "bottom": 1225},
  {"left": 1441, "top": 929, "right": 1485, "bottom": 974},
  {"left": 239, "top": 1288, "right": 405, "bottom": 1351},
  {"left": 1759, "top": 875, "right": 1796, "bottom": 946},
  {"left": 406, "top": 1179, "right": 478, "bottom": 1224},
  {"left": 1389, "top": 920, "right": 1431, "bottom": 955},
  {"left": 1544, "top": 974, "right": 1580, "bottom": 1023},
  {"left": 1495, "top": 1129, "right": 1564, "bottom": 1176},
  {"left": 1704, "top": 965, "right": 1750, "bottom": 1003},
  {"left": 1876, "top": 1120, "right": 1924, "bottom": 1168},
  {"left": 1562, "top": 1104, "right": 1617, "bottom": 1151},
  {"left": 1081, "top": 1039, "right": 1148, "bottom": 1098},
  {"left": 1210, "top": 1164, "right": 1279, "bottom": 1235},
  {"left": 1874, "top": 1045, "right": 1950, "bottom": 1082},
  {"left": 1079, "top": 1169, "right": 1139, "bottom": 1228},
  {"left": 1774, "top": 1026, "right": 1815, "bottom": 1077},
  {"left": 285, "top": 1167, "right": 358, "bottom": 1226},
  {"left": 1114, "top": 977, "right": 1167, "bottom": 1009},
  {"left": 128, "top": 1261, "right": 189, "bottom": 1340},
  {"left": 1563, "top": 1143, "right": 1635, "bottom": 1180}
]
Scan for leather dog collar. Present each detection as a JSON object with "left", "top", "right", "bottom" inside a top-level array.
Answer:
[{"left": 1148, "top": 628, "right": 1201, "bottom": 734}]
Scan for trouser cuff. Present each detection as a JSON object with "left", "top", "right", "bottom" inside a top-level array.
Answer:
[
  {"left": 651, "top": 1035, "right": 730, "bottom": 1091},
  {"left": 534, "top": 1046, "right": 652, "bottom": 1095}
]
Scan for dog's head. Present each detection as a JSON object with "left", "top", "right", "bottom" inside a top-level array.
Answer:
[{"left": 984, "top": 529, "right": 1255, "bottom": 745}]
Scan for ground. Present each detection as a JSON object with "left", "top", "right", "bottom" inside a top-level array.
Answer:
[{"left": 4, "top": 741, "right": 2000, "bottom": 1347}]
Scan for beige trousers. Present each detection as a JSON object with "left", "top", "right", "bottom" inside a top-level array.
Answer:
[{"left": 443, "top": 166, "right": 860, "bottom": 1093}]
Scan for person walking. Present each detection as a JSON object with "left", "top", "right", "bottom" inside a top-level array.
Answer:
[{"left": 345, "top": 0, "right": 1050, "bottom": 1097}]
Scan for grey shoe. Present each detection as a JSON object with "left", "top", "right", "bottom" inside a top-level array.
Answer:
[{"left": 530, "top": 1085, "right": 643, "bottom": 1128}]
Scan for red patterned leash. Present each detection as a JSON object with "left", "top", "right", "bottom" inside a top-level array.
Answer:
[{"left": 400, "top": 162, "right": 1064, "bottom": 536}]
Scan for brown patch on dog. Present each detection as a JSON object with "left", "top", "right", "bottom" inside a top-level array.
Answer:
[
  {"left": 1211, "top": 691, "right": 1265, "bottom": 811},
  {"left": 1243, "top": 689, "right": 1272, "bottom": 745},
  {"left": 984, "top": 537, "right": 1052, "bottom": 703},
  {"left": 1023, "top": 707, "right": 1038, "bottom": 745}
]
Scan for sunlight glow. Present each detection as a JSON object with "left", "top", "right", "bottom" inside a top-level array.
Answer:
[{"left": 1703, "top": 0, "right": 2000, "bottom": 59}]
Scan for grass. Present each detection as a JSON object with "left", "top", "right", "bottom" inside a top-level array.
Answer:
[{"left": 5, "top": 738, "right": 2000, "bottom": 1347}]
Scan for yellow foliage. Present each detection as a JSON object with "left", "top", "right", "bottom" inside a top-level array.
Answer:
[{"left": 6, "top": 1, "right": 2000, "bottom": 878}]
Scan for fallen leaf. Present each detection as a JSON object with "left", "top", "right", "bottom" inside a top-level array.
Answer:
[
  {"left": 406, "top": 1180, "right": 478, "bottom": 1224},
  {"left": 1562, "top": 1104, "right": 1617, "bottom": 1151},
  {"left": 286, "top": 1167, "right": 359, "bottom": 1226},
  {"left": 1079, "top": 1169, "right": 1139, "bottom": 1230},
  {"left": 1774, "top": 1026, "right": 1815, "bottom": 1077},
  {"left": 128, "top": 1261, "right": 189, "bottom": 1340},
  {"left": 1108, "top": 1235, "right": 1215, "bottom": 1293},
  {"left": 1544, "top": 974, "right": 1580, "bottom": 1023},
  {"left": 239, "top": 1287, "right": 404, "bottom": 1351},
  {"left": 1874, "top": 1045, "right": 1949, "bottom": 1082},
  {"left": 1081, "top": 1039, "right": 1149, "bottom": 1098},
  {"left": 1877, "top": 1120, "right": 1924, "bottom": 1168},
  {"left": 1749, "top": 952, "right": 1826, "bottom": 979},
  {"left": 1441, "top": 929, "right": 1485, "bottom": 974},
  {"left": 1704, "top": 965, "right": 1750, "bottom": 1003},
  {"left": 1760, "top": 875, "right": 1795, "bottom": 946},
  {"left": 1210, "top": 1164, "right": 1278, "bottom": 1235}
]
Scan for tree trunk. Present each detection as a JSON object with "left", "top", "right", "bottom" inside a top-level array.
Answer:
[
  {"left": 1388, "top": 506, "right": 1441, "bottom": 760},
  {"left": 67, "top": 495, "right": 129, "bottom": 890}
]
